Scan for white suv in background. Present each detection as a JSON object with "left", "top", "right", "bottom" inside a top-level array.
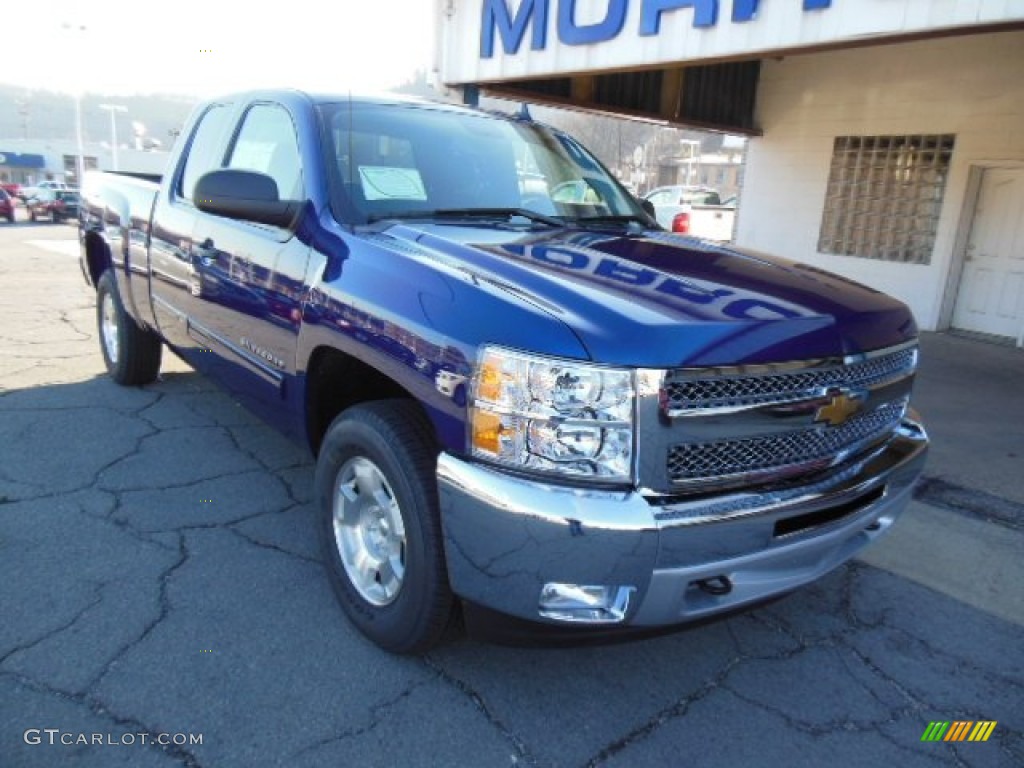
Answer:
[{"left": 21, "top": 181, "right": 73, "bottom": 201}]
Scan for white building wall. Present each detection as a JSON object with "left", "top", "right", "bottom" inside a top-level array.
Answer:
[{"left": 736, "top": 30, "right": 1024, "bottom": 331}]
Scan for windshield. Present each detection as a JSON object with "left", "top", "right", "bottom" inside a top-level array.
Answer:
[{"left": 318, "top": 102, "right": 647, "bottom": 226}]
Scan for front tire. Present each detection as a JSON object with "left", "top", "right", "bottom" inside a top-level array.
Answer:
[
  {"left": 96, "top": 271, "right": 162, "bottom": 385},
  {"left": 316, "top": 400, "right": 453, "bottom": 654}
]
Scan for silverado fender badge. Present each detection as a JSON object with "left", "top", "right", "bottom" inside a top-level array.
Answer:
[
  {"left": 240, "top": 337, "right": 286, "bottom": 370},
  {"left": 815, "top": 390, "right": 865, "bottom": 427}
]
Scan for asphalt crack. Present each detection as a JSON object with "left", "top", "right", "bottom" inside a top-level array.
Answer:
[
  {"left": 1, "top": 670, "right": 204, "bottom": 768},
  {"left": 227, "top": 522, "right": 321, "bottom": 565},
  {"left": 83, "top": 532, "right": 190, "bottom": 692},
  {"left": 423, "top": 655, "right": 538, "bottom": 767},
  {"left": 584, "top": 655, "right": 744, "bottom": 767},
  {"left": 289, "top": 674, "right": 440, "bottom": 760},
  {"left": 0, "top": 582, "right": 106, "bottom": 667}
]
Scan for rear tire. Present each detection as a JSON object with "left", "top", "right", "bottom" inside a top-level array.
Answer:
[
  {"left": 316, "top": 400, "right": 453, "bottom": 654},
  {"left": 96, "top": 271, "right": 162, "bottom": 386}
]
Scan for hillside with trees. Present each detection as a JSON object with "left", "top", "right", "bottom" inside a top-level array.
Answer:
[{"left": 0, "top": 85, "right": 197, "bottom": 149}]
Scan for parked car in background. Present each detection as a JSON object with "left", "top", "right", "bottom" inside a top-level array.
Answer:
[
  {"left": 1, "top": 182, "right": 23, "bottom": 200},
  {"left": 644, "top": 184, "right": 736, "bottom": 242},
  {"left": 21, "top": 180, "right": 73, "bottom": 201},
  {"left": 0, "top": 189, "right": 16, "bottom": 223},
  {"left": 27, "top": 190, "right": 80, "bottom": 222}
]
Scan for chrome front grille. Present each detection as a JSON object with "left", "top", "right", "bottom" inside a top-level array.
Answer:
[
  {"left": 665, "top": 346, "right": 917, "bottom": 413},
  {"left": 638, "top": 342, "right": 920, "bottom": 494},
  {"left": 666, "top": 400, "right": 907, "bottom": 484}
]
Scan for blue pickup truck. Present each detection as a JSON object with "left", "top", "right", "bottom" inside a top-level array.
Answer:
[{"left": 80, "top": 90, "right": 927, "bottom": 653}]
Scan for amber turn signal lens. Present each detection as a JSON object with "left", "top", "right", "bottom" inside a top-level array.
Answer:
[{"left": 471, "top": 409, "right": 505, "bottom": 455}]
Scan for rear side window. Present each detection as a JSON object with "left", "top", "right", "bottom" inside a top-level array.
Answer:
[
  {"left": 178, "top": 104, "right": 231, "bottom": 202},
  {"left": 646, "top": 189, "right": 674, "bottom": 205},
  {"left": 226, "top": 104, "right": 303, "bottom": 200},
  {"left": 683, "top": 191, "right": 720, "bottom": 205}
]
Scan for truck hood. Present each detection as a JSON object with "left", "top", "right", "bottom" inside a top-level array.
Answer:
[{"left": 394, "top": 224, "right": 917, "bottom": 368}]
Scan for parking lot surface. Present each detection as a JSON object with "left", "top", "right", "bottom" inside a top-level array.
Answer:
[{"left": 1, "top": 223, "right": 1022, "bottom": 767}]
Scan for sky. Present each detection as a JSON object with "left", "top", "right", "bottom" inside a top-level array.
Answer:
[{"left": 4, "top": 0, "right": 436, "bottom": 97}]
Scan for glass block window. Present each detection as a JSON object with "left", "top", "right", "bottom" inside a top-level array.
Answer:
[{"left": 818, "top": 134, "right": 954, "bottom": 264}]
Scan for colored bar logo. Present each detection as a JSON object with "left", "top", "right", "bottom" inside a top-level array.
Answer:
[{"left": 921, "top": 721, "right": 997, "bottom": 742}]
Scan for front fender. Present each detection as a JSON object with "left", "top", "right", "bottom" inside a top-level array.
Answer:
[{"left": 295, "top": 222, "right": 587, "bottom": 454}]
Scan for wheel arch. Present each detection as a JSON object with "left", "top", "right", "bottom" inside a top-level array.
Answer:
[
  {"left": 304, "top": 345, "right": 439, "bottom": 457},
  {"left": 83, "top": 230, "right": 113, "bottom": 287}
]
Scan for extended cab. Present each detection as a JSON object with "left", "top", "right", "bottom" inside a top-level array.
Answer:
[{"left": 80, "top": 90, "right": 927, "bottom": 653}]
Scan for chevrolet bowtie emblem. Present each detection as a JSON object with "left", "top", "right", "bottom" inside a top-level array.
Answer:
[{"left": 815, "top": 391, "right": 864, "bottom": 427}]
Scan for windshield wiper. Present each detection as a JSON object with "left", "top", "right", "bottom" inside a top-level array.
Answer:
[{"left": 366, "top": 207, "right": 564, "bottom": 228}]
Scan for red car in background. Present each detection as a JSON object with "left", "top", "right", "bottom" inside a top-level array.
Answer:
[
  {"left": 0, "top": 189, "right": 16, "bottom": 223},
  {"left": 1, "top": 182, "right": 22, "bottom": 200},
  {"left": 27, "top": 190, "right": 80, "bottom": 223}
]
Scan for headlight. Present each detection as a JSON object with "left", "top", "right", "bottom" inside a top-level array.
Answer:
[{"left": 469, "top": 346, "right": 634, "bottom": 482}]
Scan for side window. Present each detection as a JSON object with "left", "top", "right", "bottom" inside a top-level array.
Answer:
[
  {"left": 227, "top": 105, "right": 303, "bottom": 200},
  {"left": 179, "top": 105, "right": 231, "bottom": 202}
]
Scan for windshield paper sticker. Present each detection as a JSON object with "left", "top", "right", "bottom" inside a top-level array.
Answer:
[{"left": 358, "top": 166, "right": 427, "bottom": 201}]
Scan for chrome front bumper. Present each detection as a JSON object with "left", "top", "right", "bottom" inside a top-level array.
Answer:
[{"left": 437, "top": 417, "right": 928, "bottom": 627}]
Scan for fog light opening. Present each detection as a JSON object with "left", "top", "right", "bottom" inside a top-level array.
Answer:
[
  {"left": 538, "top": 583, "right": 635, "bottom": 624},
  {"left": 694, "top": 575, "right": 733, "bottom": 597}
]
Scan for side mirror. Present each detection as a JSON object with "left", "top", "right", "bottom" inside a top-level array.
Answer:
[
  {"left": 639, "top": 197, "right": 656, "bottom": 219},
  {"left": 194, "top": 169, "right": 300, "bottom": 229}
]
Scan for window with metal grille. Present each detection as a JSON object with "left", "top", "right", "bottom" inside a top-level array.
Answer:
[{"left": 818, "top": 134, "right": 954, "bottom": 264}]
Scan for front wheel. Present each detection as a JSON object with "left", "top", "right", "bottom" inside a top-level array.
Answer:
[
  {"left": 316, "top": 400, "right": 453, "bottom": 654},
  {"left": 96, "top": 271, "right": 162, "bottom": 385}
]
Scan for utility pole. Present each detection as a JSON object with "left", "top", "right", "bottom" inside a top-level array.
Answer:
[
  {"left": 99, "top": 104, "right": 128, "bottom": 171},
  {"left": 61, "top": 22, "right": 88, "bottom": 185},
  {"left": 74, "top": 94, "right": 85, "bottom": 184}
]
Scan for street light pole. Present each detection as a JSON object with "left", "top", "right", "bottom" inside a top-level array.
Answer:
[
  {"left": 99, "top": 104, "right": 128, "bottom": 171},
  {"left": 74, "top": 94, "right": 85, "bottom": 185},
  {"left": 61, "top": 21, "right": 88, "bottom": 186}
]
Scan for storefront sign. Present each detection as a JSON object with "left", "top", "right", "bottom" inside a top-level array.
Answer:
[
  {"left": 0, "top": 152, "right": 46, "bottom": 168},
  {"left": 482, "top": 0, "right": 834, "bottom": 57}
]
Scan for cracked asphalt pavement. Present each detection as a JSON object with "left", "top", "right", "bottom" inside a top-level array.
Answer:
[{"left": 1, "top": 224, "right": 1022, "bottom": 767}]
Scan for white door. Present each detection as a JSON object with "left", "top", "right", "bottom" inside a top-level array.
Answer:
[{"left": 952, "top": 167, "right": 1024, "bottom": 341}]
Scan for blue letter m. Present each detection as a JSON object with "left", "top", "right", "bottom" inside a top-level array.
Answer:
[{"left": 481, "top": 0, "right": 549, "bottom": 57}]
